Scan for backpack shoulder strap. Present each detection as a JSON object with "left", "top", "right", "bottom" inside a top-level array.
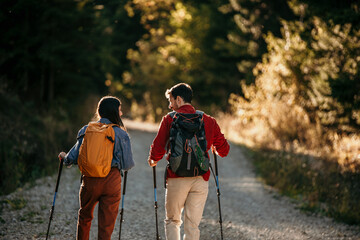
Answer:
[
  {"left": 195, "top": 110, "right": 204, "bottom": 116},
  {"left": 168, "top": 111, "right": 181, "bottom": 126},
  {"left": 168, "top": 111, "right": 177, "bottom": 118},
  {"left": 195, "top": 110, "right": 205, "bottom": 125},
  {"left": 77, "top": 133, "right": 85, "bottom": 140},
  {"left": 105, "top": 123, "right": 117, "bottom": 143},
  {"left": 195, "top": 110, "right": 205, "bottom": 134},
  {"left": 109, "top": 123, "right": 119, "bottom": 129}
]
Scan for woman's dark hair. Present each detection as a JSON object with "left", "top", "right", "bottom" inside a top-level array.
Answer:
[
  {"left": 165, "top": 83, "right": 193, "bottom": 103},
  {"left": 96, "top": 96, "right": 125, "bottom": 129}
]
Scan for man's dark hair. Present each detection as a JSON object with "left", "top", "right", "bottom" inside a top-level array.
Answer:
[{"left": 165, "top": 83, "right": 193, "bottom": 103}]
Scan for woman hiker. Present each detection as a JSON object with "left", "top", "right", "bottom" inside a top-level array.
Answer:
[{"left": 58, "top": 96, "right": 135, "bottom": 240}]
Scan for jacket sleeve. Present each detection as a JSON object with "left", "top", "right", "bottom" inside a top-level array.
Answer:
[
  {"left": 119, "top": 132, "right": 135, "bottom": 171},
  {"left": 148, "top": 115, "right": 171, "bottom": 162},
  {"left": 211, "top": 119, "right": 230, "bottom": 158},
  {"left": 65, "top": 125, "right": 87, "bottom": 166}
]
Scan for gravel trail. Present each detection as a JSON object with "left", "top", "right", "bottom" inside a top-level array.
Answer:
[{"left": 1, "top": 124, "right": 359, "bottom": 239}]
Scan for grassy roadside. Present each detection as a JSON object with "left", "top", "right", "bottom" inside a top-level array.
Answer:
[
  {"left": 216, "top": 110, "right": 360, "bottom": 226},
  {"left": 239, "top": 145, "right": 360, "bottom": 226}
]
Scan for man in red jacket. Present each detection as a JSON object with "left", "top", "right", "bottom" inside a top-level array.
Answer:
[{"left": 148, "top": 83, "right": 230, "bottom": 240}]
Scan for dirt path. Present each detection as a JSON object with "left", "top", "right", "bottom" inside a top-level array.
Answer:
[{"left": 1, "top": 124, "right": 359, "bottom": 239}]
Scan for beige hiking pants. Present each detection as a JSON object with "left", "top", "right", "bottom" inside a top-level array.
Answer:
[{"left": 165, "top": 176, "right": 209, "bottom": 240}]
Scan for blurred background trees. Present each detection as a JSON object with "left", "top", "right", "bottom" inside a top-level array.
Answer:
[
  {"left": 1, "top": 0, "right": 359, "bottom": 224},
  {"left": 0, "top": 0, "right": 144, "bottom": 194},
  {"left": 228, "top": 0, "right": 360, "bottom": 159}
]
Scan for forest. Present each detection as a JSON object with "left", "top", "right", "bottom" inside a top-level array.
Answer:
[{"left": 1, "top": 0, "right": 359, "bottom": 224}]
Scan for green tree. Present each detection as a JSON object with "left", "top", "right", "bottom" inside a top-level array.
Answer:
[
  {"left": 119, "top": 0, "right": 247, "bottom": 121},
  {"left": 230, "top": 1, "right": 360, "bottom": 145}
]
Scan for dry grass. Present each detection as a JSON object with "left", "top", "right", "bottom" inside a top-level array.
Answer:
[
  {"left": 216, "top": 104, "right": 360, "bottom": 225},
  {"left": 217, "top": 104, "right": 360, "bottom": 173}
]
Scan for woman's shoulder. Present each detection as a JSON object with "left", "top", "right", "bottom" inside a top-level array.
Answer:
[
  {"left": 113, "top": 125, "right": 129, "bottom": 139},
  {"left": 76, "top": 125, "right": 88, "bottom": 138}
]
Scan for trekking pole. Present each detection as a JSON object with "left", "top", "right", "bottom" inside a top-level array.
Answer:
[
  {"left": 119, "top": 170, "right": 128, "bottom": 240},
  {"left": 152, "top": 166, "right": 160, "bottom": 240},
  {"left": 46, "top": 156, "right": 64, "bottom": 240},
  {"left": 211, "top": 146, "right": 224, "bottom": 240}
]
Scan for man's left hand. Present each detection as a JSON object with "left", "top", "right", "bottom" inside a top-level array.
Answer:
[{"left": 148, "top": 158, "right": 157, "bottom": 167}]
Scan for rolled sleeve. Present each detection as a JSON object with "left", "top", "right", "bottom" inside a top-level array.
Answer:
[
  {"left": 149, "top": 115, "right": 171, "bottom": 162},
  {"left": 120, "top": 133, "right": 135, "bottom": 171},
  {"left": 114, "top": 128, "right": 135, "bottom": 171},
  {"left": 65, "top": 126, "right": 87, "bottom": 166},
  {"left": 212, "top": 121, "right": 230, "bottom": 157}
]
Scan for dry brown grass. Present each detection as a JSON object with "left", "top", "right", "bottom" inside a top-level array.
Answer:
[
  {"left": 216, "top": 102, "right": 360, "bottom": 225},
  {"left": 217, "top": 99, "right": 360, "bottom": 173}
]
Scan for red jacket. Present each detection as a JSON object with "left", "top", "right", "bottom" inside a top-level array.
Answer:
[{"left": 149, "top": 105, "right": 230, "bottom": 181}]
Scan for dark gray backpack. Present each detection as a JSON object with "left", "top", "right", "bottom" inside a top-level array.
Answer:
[{"left": 168, "top": 111, "right": 209, "bottom": 177}]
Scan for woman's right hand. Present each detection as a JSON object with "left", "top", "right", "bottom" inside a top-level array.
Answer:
[{"left": 58, "top": 152, "right": 66, "bottom": 161}]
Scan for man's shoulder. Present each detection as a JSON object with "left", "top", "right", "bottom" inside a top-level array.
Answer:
[
  {"left": 196, "top": 110, "right": 213, "bottom": 119},
  {"left": 201, "top": 112, "right": 217, "bottom": 126},
  {"left": 157, "top": 112, "right": 174, "bottom": 130}
]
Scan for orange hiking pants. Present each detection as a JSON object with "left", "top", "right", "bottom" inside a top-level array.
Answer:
[{"left": 77, "top": 168, "right": 121, "bottom": 240}]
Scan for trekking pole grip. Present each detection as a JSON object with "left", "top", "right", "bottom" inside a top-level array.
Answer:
[
  {"left": 153, "top": 167, "right": 157, "bottom": 191},
  {"left": 55, "top": 158, "right": 64, "bottom": 193},
  {"left": 122, "top": 171, "right": 128, "bottom": 195},
  {"left": 211, "top": 145, "right": 224, "bottom": 240},
  {"left": 153, "top": 166, "right": 158, "bottom": 207},
  {"left": 211, "top": 146, "right": 219, "bottom": 175},
  {"left": 211, "top": 146, "right": 220, "bottom": 196}
]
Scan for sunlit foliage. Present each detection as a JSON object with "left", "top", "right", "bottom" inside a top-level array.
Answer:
[
  {"left": 223, "top": 0, "right": 360, "bottom": 224},
  {"left": 114, "top": 0, "right": 242, "bottom": 121},
  {"left": 228, "top": 1, "right": 360, "bottom": 168}
]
